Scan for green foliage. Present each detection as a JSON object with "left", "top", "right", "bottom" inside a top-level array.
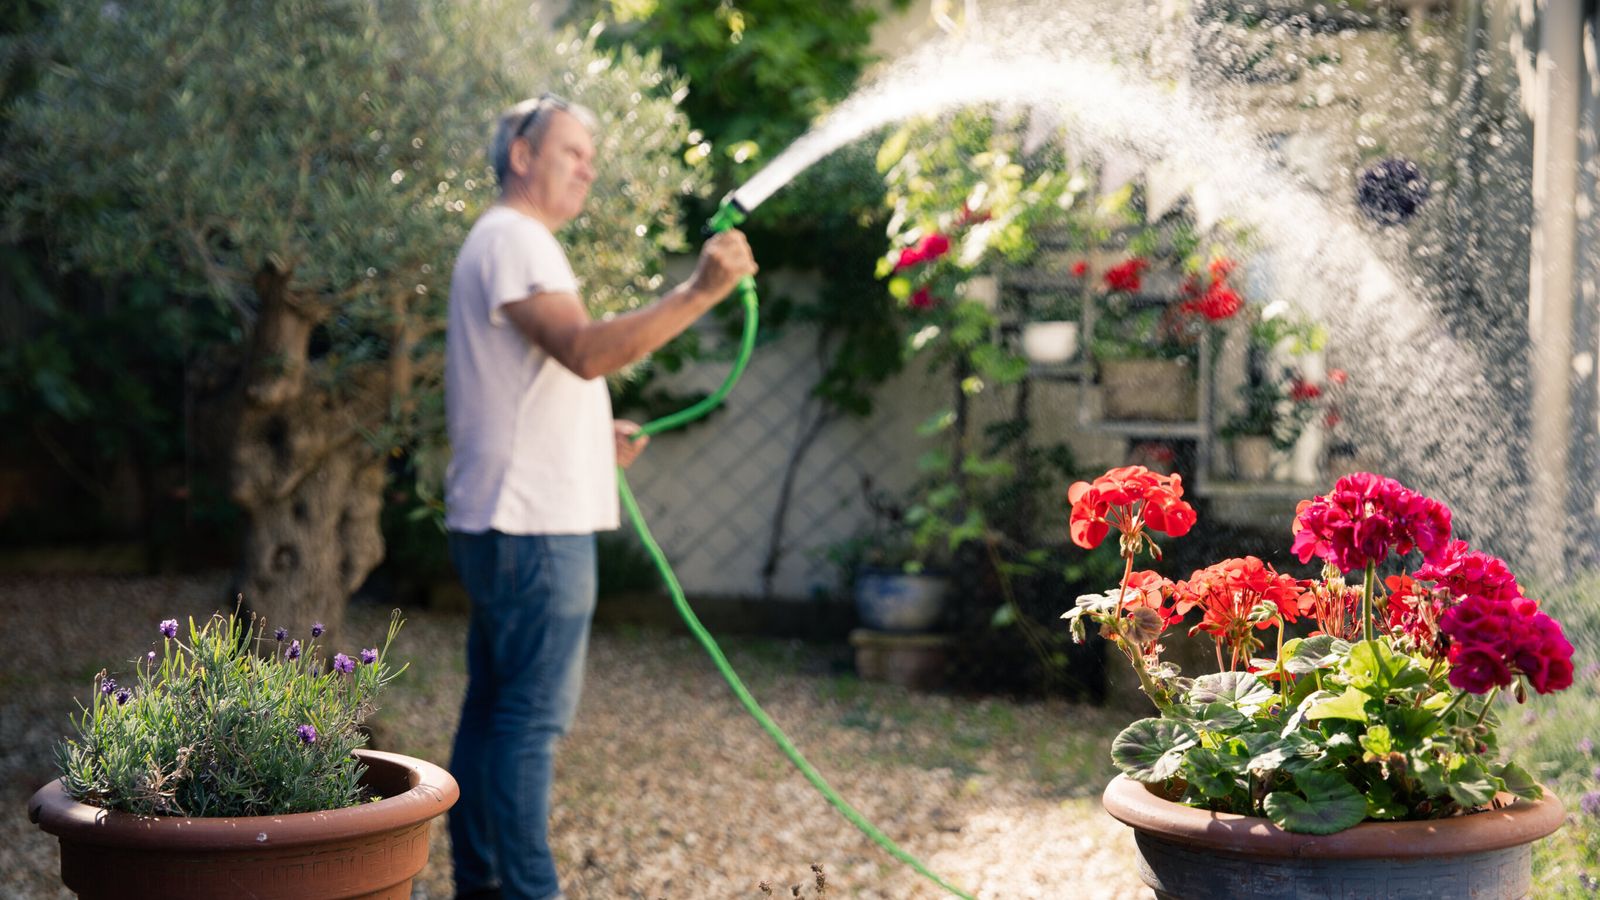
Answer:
[
  {"left": 3, "top": 0, "right": 703, "bottom": 501},
  {"left": 58, "top": 610, "right": 406, "bottom": 817},
  {"left": 581, "top": 0, "right": 903, "bottom": 416},
  {"left": 588, "top": 0, "right": 885, "bottom": 175}
]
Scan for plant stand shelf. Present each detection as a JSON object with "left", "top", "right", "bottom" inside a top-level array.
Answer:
[
  {"left": 1202, "top": 479, "right": 1321, "bottom": 527},
  {"left": 848, "top": 629, "right": 953, "bottom": 691}
]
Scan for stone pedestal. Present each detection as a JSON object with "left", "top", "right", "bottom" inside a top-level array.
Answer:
[{"left": 849, "top": 629, "right": 953, "bottom": 691}]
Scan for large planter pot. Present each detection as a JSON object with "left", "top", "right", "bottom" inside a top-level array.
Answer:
[
  {"left": 854, "top": 567, "right": 948, "bottom": 632},
  {"left": 1102, "top": 774, "right": 1564, "bottom": 900},
  {"left": 28, "top": 749, "right": 458, "bottom": 900},
  {"left": 1100, "top": 358, "right": 1198, "bottom": 421}
]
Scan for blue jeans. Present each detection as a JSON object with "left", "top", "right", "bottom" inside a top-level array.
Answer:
[{"left": 448, "top": 530, "right": 597, "bottom": 900}]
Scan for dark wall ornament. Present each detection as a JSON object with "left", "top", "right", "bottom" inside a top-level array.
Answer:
[{"left": 1357, "top": 157, "right": 1430, "bottom": 225}]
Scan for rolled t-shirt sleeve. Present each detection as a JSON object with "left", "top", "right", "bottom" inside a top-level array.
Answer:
[{"left": 486, "top": 219, "right": 581, "bottom": 327}]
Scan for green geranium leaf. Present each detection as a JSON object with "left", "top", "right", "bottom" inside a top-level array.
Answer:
[
  {"left": 1249, "top": 732, "right": 1317, "bottom": 776},
  {"left": 1188, "top": 671, "right": 1275, "bottom": 712},
  {"left": 1322, "top": 730, "right": 1359, "bottom": 758},
  {"left": 1184, "top": 747, "right": 1247, "bottom": 799},
  {"left": 1283, "top": 635, "right": 1350, "bottom": 675},
  {"left": 1263, "top": 769, "right": 1369, "bottom": 834},
  {"left": 1446, "top": 756, "right": 1499, "bottom": 809},
  {"left": 1364, "top": 778, "right": 1407, "bottom": 820},
  {"left": 1111, "top": 718, "right": 1199, "bottom": 784},
  {"left": 1383, "top": 705, "right": 1445, "bottom": 746},
  {"left": 1413, "top": 755, "right": 1451, "bottom": 796},
  {"left": 1170, "top": 701, "right": 1248, "bottom": 734},
  {"left": 1496, "top": 761, "right": 1543, "bottom": 801},
  {"left": 1307, "top": 686, "right": 1371, "bottom": 722},
  {"left": 1344, "top": 640, "right": 1429, "bottom": 694},
  {"left": 1359, "top": 724, "right": 1393, "bottom": 758}
]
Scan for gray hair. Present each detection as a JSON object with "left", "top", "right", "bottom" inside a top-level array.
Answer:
[{"left": 490, "top": 93, "right": 598, "bottom": 186}]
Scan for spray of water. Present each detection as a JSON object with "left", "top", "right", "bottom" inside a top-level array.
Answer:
[{"left": 731, "top": 25, "right": 1538, "bottom": 572}]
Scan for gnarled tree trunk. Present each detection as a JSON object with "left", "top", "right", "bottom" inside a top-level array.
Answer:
[{"left": 229, "top": 262, "right": 392, "bottom": 644}]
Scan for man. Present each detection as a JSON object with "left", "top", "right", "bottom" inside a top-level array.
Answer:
[{"left": 444, "top": 93, "right": 757, "bottom": 900}]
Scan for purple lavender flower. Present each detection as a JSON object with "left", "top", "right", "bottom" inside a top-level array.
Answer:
[
  {"left": 1581, "top": 738, "right": 1595, "bottom": 755},
  {"left": 1581, "top": 791, "right": 1600, "bottom": 818},
  {"left": 274, "top": 627, "right": 287, "bottom": 643},
  {"left": 115, "top": 689, "right": 131, "bottom": 706},
  {"left": 159, "top": 619, "right": 179, "bottom": 639},
  {"left": 100, "top": 677, "right": 117, "bottom": 696},
  {"left": 285, "top": 639, "right": 302, "bottom": 661},
  {"left": 311, "top": 622, "right": 324, "bottom": 638},
  {"left": 146, "top": 651, "right": 157, "bottom": 664},
  {"left": 333, "top": 653, "right": 355, "bottom": 674},
  {"left": 296, "top": 724, "right": 317, "bottom": 744},
  {"left": 360, "top": 648, "right": 378, "bottom": 666}
]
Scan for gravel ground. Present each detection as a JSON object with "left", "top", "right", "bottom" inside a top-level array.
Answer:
[{"left": 1, "top": 574, "right": 1152, "bottom": 899}]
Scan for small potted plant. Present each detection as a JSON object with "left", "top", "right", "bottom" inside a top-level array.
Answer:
[
  {"left": 833, "top": 478, "right": 951, "bottom": 634},
  {"left": 1061, "top": 466, "right": 1571, "bottom": 898},
  {"left": 1021, "top": 290, "right": 1081, "bottom": 365},
  {"left": 1092, "top": 291, "right": 1201, "bottom": 422},
  {"left": 1219, "top": 372, "right": 1323, "bottom": 481},
  {"left": 28, "top": 609, "right": 457, "bottom": 899}
]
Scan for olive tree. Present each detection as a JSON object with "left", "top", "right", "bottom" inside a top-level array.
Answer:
[{"left": 2, "top": 0, "right": 703, "bottom": 638}]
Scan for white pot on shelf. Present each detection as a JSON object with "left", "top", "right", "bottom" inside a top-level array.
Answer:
[{"left": 1021, "top": 321, "right": 1080, "bottom": 364}]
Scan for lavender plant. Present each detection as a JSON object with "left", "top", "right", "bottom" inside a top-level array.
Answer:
[{"left": 57, "top": 610, "right": 405, "bottom": 817}]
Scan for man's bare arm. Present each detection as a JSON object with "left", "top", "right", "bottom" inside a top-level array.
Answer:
[{"left": 501, "top": 229, "right": 756, "bottom": 380}]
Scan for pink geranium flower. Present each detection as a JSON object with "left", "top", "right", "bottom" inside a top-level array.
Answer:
[{"left": 1290, "top": 472, "right": 1453, "bottom": 573}]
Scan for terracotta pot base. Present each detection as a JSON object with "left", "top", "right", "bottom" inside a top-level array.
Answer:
[
  {"left": 1103, "top": 775, "right": 1564, "bottom": 900},
  {"left": 29, "top": 749, "right": 458, "bottom": 900}
]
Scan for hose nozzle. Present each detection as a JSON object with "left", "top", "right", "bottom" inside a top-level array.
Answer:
[{"left": 705, "top": 197, "right": 750, "bottom": 235}]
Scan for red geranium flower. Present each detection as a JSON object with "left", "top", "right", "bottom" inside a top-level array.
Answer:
[
  {"left": 1384, "top": 574, "right": 1446, "bottom": 657},
  {"left": 908, "top": 287, "right": 937, "bottom": 310},
  {"left": 1207, "top": 257, "right": 1236, "bottom": 280},
  {"left": 893, "top": 232, "right": 952, "bottom": 272},
  {"left": 1172, "top": 557, "right": 1309, "bottom": 669},
  {"left": 1289, "top": 379, "right": 1323, "bottom": 402},
  {"left": 1103, "top": 258, "right": 1148, "bottom": 293},
  {"left": 1071, "top": 260, "right": 1089, "bottom": 277},
  {"left": 1066, "top": 465, "right": 1196, "bottom": 551}
]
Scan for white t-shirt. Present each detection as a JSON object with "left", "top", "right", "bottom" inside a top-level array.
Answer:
[{"left": 444, "top": 205, "right": 619, "bottom": 534}]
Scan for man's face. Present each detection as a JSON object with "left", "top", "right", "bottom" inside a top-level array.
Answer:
[{"left": 523, "top": 109, "right": 596, "bottom": 225}]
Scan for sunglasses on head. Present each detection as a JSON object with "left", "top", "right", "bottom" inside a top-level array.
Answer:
[{"left": 514, "top": 92, "right": 571, "bottom": 140}]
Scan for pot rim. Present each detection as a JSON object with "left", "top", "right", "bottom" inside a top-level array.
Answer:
[
  {"left": 28, "top": 748, "right": 458, "bottom": 852},
  {"left": 1102, "top": 774, "right": 1565, "bottom": 860}
]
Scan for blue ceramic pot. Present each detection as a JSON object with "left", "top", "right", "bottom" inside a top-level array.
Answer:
[{"left": 853, "top": 568, "right": 948, "bottom": 632}]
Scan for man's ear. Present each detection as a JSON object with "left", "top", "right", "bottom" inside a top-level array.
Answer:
[{"left": 508, "top": 137, "right": 535, "bottom": 178}]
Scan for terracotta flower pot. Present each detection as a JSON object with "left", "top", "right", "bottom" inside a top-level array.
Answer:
[
  {"left": 1102, "top": 774, "right": 1564, "bottom": 900},
  {"left": 28, "top": 749, "right": 458, "bottom": 900}
]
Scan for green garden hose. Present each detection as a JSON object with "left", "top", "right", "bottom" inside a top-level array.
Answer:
[{"left": 613, "top": 201, "right": 974, "bottom": 900}]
